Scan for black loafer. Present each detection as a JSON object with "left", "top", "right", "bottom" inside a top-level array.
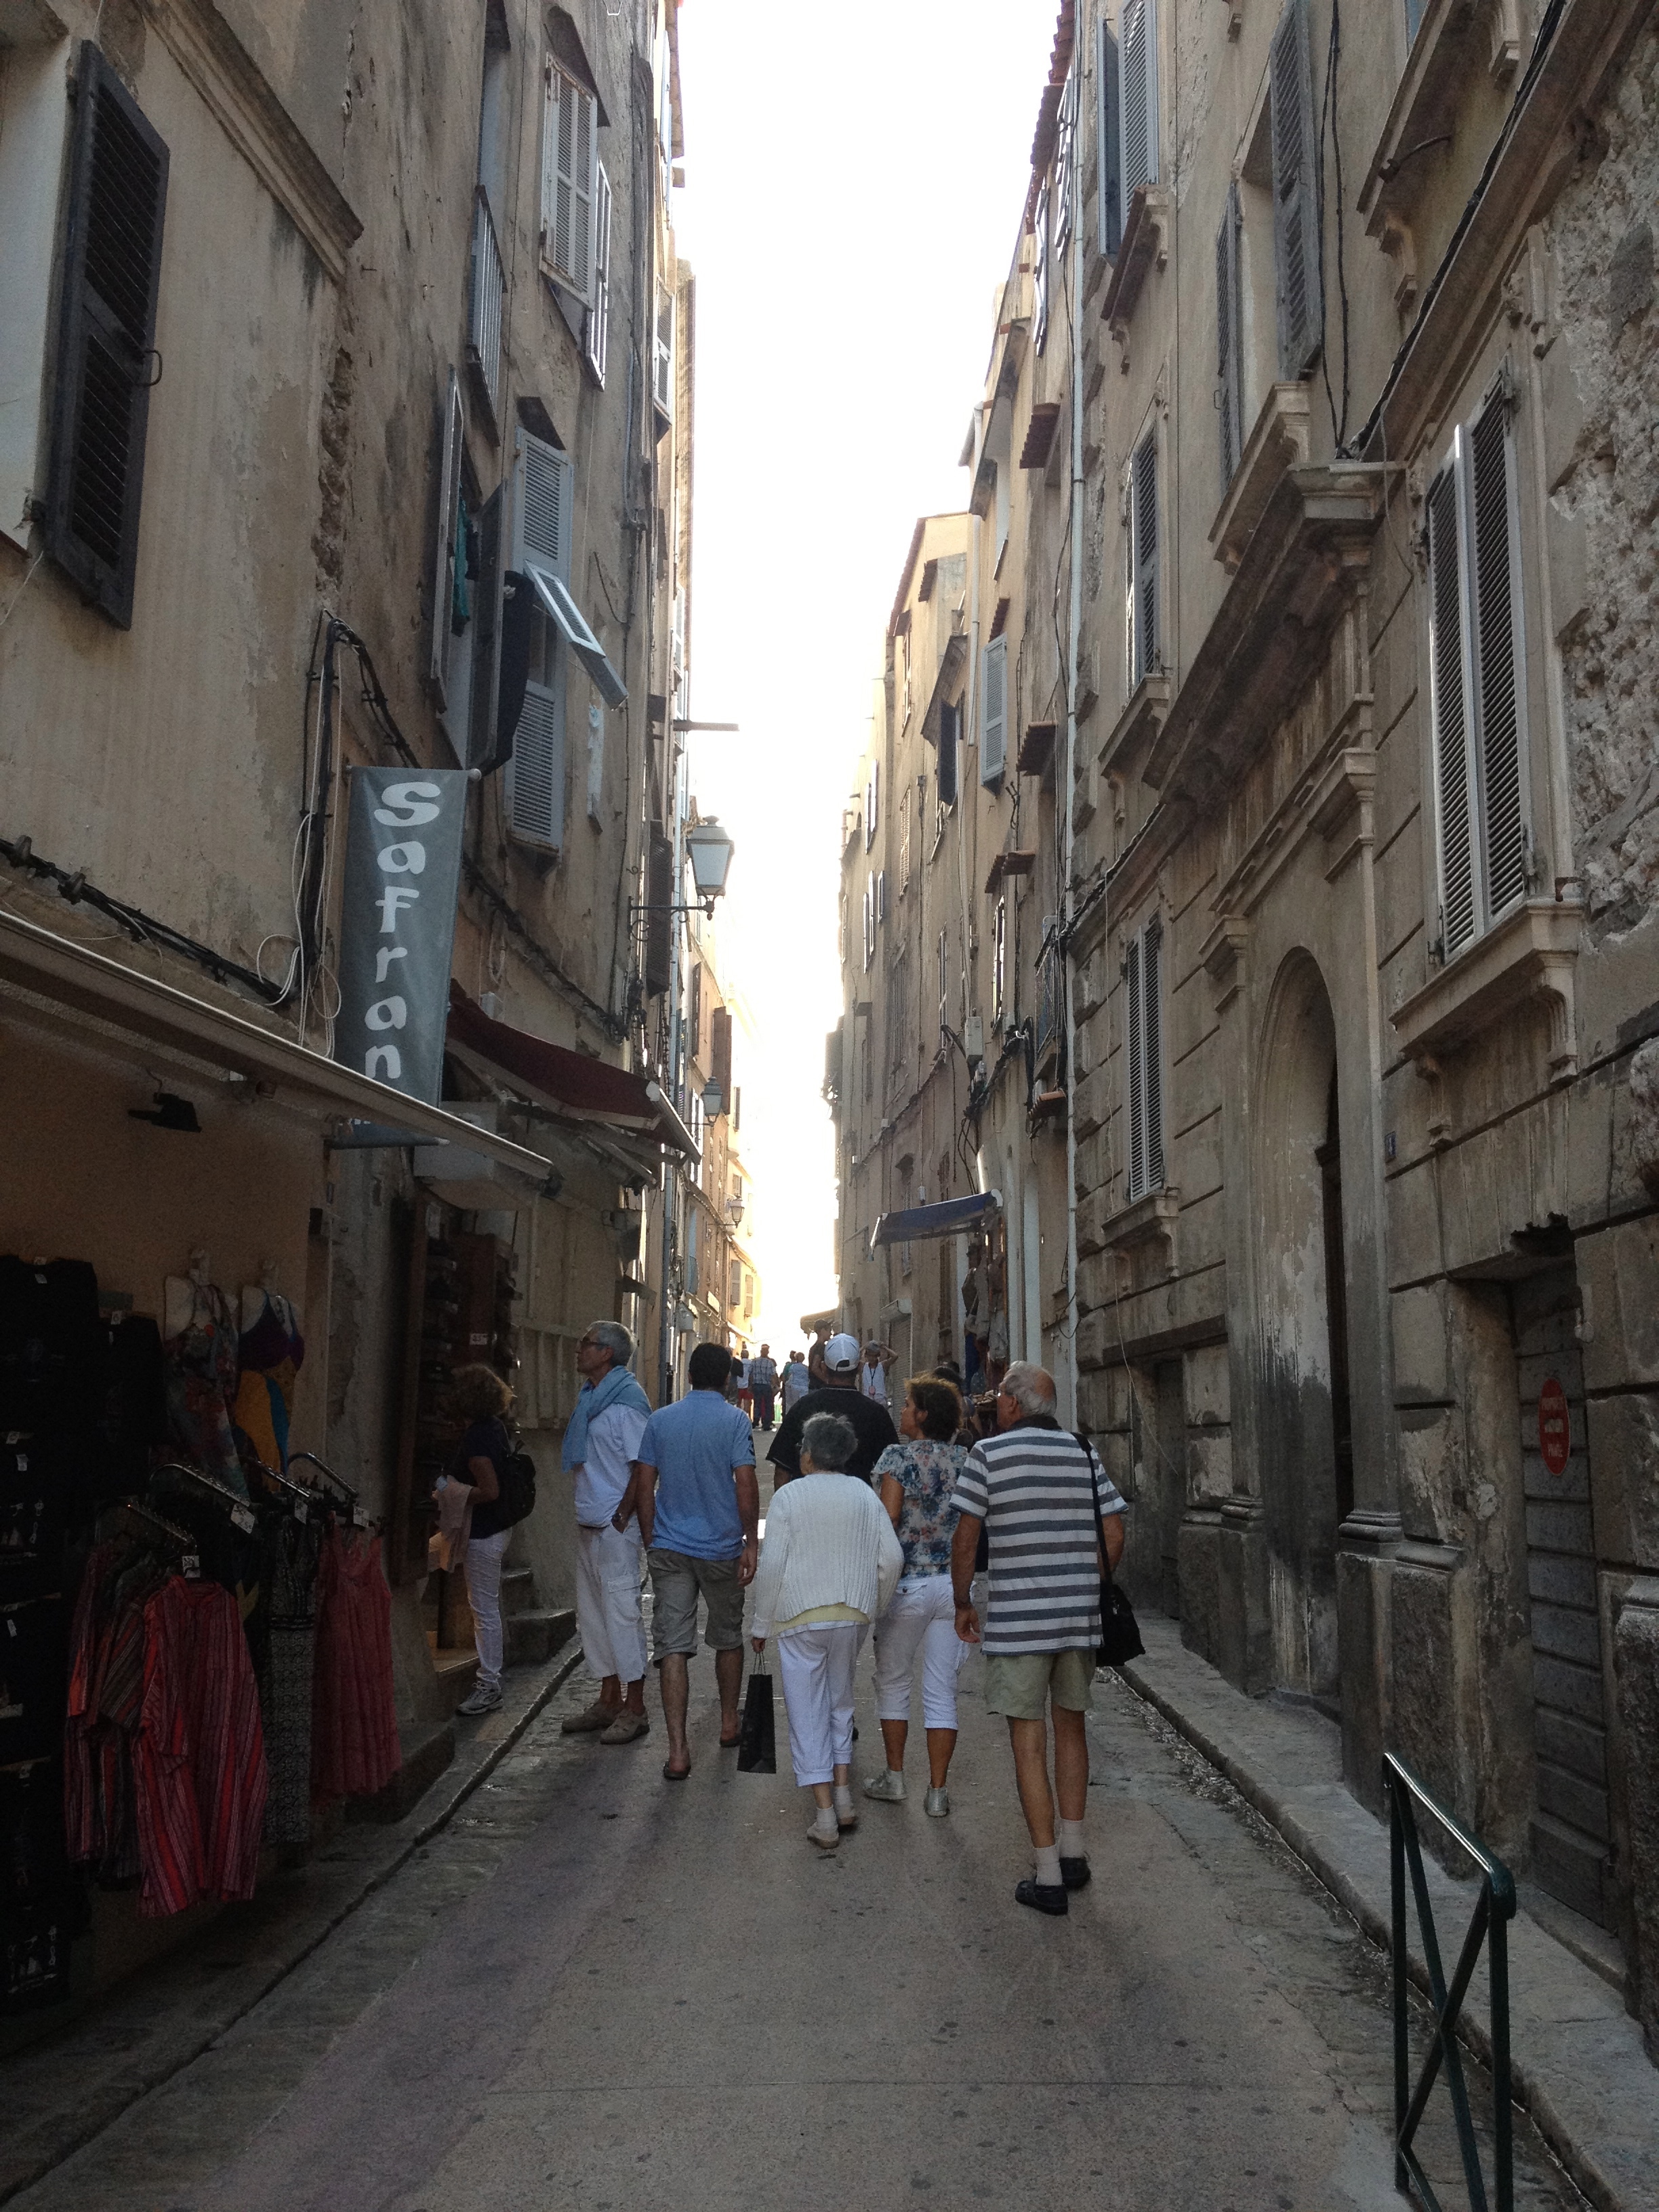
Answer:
[
  {"left": 1060, "top": 1856, "right": 1091, "bottom": 1890},
  {"left": 1015, "top": 1878, "right": 1069, "bottom": 1917}
]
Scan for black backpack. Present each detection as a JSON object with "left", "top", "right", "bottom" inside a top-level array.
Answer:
[{"left": 494, "top": 1442, "right": 537, "bottom": 1528}]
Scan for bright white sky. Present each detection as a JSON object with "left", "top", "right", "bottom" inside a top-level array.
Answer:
[{"left": 672, "top": 1, "right": 1059, "bottom": 1353}]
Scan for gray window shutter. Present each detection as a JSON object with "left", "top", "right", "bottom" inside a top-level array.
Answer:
[
  {"left": 1126, "top": 929, "right": 1146, "bottom": 1198},
  {"left": 45, "top": 43, "right": 169, "bottom": 630},
  {"left": 1469, "top": 384, "right": 1528, "bottom": 921},
  {"left": 1033, "top": 180, "right": 1050, "bottom": 356},
  {"left": 468, "top": 482, "right": 506, "bottom": 769},
  {"left": 1097, "top": 18, "right": 1122, "bottom": 258},
  {"left": 1427, "top": 458, "right": 1477, "bottom": 960},
  {"left": 981, "top": 634, "right": 1008, "bottom": 783},
  {"left": 644, "top": 833, "right": 674, "bottom": 996},
  {"left": 938, "top": 699, "right": 959, "bottom": 806},
  {"left": 514, "top": 426, "right": 573, "bottom": 582},
  {"left": 506, "top": 676, "right": 565, "bottom": 848},
  {"left": 1143, "top": 916, "right": 1165, "bottom": 1189},
  {"left": 586, "top": 163, "right": 613, "bottom": 384},
  {"left": 1120, "top": 0, "right": 1158, "bottom": 203},
  {"left": 1270, "top": 0, "right": 1322, "bottom": 378},
  {"left": 1130, "top": 430, "right": 1158, "bottom": 687},
  {"left": 506, "top": 428, "right": 569, "bottom": 846},
  {"left": 430, "top": 371, "right": 465, "bottom": 697},
  {"left": 1216, "top": 183, "right": 1244, "bottom": 489},
  {"left": 541, "top": 62, "right": 596, "bottom": 302}
]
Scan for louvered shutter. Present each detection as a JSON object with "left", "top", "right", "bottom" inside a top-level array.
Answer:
[
  {"left": 541, "top": 62, "right": 597, "bottom": 302},
  {"left": 1126, "top": 930, "right": 1146, "bottom": 1198},
  {"left": 1143, "top": 917, "right": 1165, "bottom": 1189},
  {"left": 981, "top": 635, "right": 1008, "bottom": 783},
  {"left": 1427, "top": 457, "right": 1476, "bottom": 959},
  {"left": 1033, "top": 180, "right": 1050, "bottom": 356},
  {"left": 1120, "top": 0, "right": 1158, "bottom": 203},
  {"left": 644, "top": 833, "right": 674, "bottom": 996},
  {"left": 653, "top": 288, "right": 674, "bottom": 419},
  {"left": 1130, "top": 430, "right": 1158, "bottom": 686},
  {"left": 430, "top": 370, "right": 464, "bottom": 696},
  {"left": 506, "top": 429, "right": 571, "bottom": 848},
  {"left": 468, "top": 482, "right": 506, "bottom": 769},
  {"left": 586, "top": 164, "right": 613, "bottom": 384},
  {"left": 514, "top": 428, "right": 573, "bottom": 583},
  {"left": 44, "top": 43, "right": 169, "bottom": 629},
  {"left": 1270, "top": 0, "right": 1322, "bottom": 378},
  {"left": 1468, "top": 386, "right": 1528, "bottom": 920},
  {"left": 1216, "top": 184, "right": 1244, "bottom": 490},
  {"left": 938, "top": 699, "right": 959, "bottom": 806},
  {"left": 1098, "top": 18, "right": 1122, "bottom": 258}
]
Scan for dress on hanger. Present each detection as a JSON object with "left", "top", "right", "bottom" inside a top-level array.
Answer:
[
  {"left": 232, "top": 1290, "right": 305, "bottom": 1477},
  {"left": 162, "top": 1279, "right": 244, "bottom": 1497}
]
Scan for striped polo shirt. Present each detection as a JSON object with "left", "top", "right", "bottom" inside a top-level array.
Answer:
[{"left": 951, "top": 1422, "right": 1126, "bottom": 1656}]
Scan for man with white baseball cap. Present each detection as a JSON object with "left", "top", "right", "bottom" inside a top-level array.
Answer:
[{"left": 766, "top": 1331, "right": 899, "bottom": 1488}]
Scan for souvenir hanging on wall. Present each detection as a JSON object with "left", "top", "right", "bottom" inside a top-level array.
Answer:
[
  {"left": 232, "top": 1263, "right": 305, "bottom": 1479},
  {"left": 161, "top": 1252, "right": 245, "bottom": 1499}
]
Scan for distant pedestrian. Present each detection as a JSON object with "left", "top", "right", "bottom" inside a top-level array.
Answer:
[
  {"left": 984, "top": 1263, "right": 1010, "bottom": 1390},
  {"left": 950, "top": 1361, "right": 1126, "bottom": 1917},
  {"left": 748, "top": 1343, "right": 779, "bottom": 1431},
  {"left": 859, "top": 1340, "right": 898, "bottom": 1408},
  {"left": 439, "top": 1364, "right": 519, "bottom": 1717},
  {"left": 864, "top": 1375, "right": 969, "bottom": 1816},
  {"left": 735, "top": 1355, "right": 755, "bottom": 1420},
  {"left": 960, "top": 1242, "right": 986, "bottom": 1389},
  {"left": 806, "top": 1327, "right": 832, "bottom": 1387},
  {"left": 624, "top": 1342, "right": 759, "bottom": 1780},
  {"left": 768, "top": 1332, "right": 898, "bottom": 1488},
  {"left": 559, "top": 1320, "right": 653, "bottom": 1746},
  {"left": 780, "top": 1351, "right": 812, "bottom": 1414},
  {"left": 750, "top": 1412, "right": 903, "bottom": 1850}
]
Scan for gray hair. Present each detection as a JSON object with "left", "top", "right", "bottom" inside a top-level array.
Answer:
[
  {"left": 1000, "top": 1361, "right": 1057, "bottom": 1417},
  {"left": 588, "top": 1319, "right": 635, "bottom": 1366},
  {"left": 800, "top": 1412, "right": 857, "bottom": 1471}
]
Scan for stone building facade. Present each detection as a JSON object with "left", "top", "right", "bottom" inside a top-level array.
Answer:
[{"left": 834, "top": 0, "right": 1659, "bottom": 2048}]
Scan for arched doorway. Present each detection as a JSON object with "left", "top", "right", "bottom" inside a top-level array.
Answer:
[{"left": 1253, "top": 954, "right": 1352, "bottom": 1707}]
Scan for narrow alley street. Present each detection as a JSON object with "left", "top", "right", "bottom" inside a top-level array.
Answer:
[{"left": 5, "top": 1453, "right": 1583, "bottom": 2212}]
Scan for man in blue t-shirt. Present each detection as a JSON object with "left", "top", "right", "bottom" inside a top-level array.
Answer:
[{"left": 624, "top": 1342, "right": 759, "bottom": 1780}]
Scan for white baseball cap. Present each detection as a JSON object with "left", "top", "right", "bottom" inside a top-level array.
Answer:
[{"left": 825, "top": 1332, "right": 861, "bottom": 1372}]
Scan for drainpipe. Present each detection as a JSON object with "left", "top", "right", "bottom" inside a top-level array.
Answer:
[
  {"left": 1061, "top": 60, "right": 1085, "bottom": 1432},
  {"left": 659, "top": 733, "right": 689, "bottom": 1401}
]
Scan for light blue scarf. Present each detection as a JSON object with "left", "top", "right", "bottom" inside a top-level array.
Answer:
[{"left": 562, "top": 1362, "right": 652, "bottom": 1473}]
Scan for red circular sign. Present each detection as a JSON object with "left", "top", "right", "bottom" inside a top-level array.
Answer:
[{"left": 1538, "top": 1377, "right": 1570, "bottom": 1476}]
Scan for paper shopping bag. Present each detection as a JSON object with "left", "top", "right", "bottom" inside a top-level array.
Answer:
[{"left": 737, "top": 1663, "right": 776, "bottom": 1773}]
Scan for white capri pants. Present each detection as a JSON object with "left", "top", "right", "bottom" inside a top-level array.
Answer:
[
  {"left": 575, "top": 1522, "right": 649, "bottom": 1683},
  {"left": 874, "top": 1575, "right": 968, "bottom": 1730},
  {"left": 776, "top": 1621, "right": 862, "bottom": 1788}
]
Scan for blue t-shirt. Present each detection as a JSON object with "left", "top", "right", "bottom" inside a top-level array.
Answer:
[{"left": 636, "top": 1390, "right": 756, "bottom": 1561}]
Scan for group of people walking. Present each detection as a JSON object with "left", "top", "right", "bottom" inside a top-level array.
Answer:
[{"left": 550, "top": 1321, "right": 1126, "bottom": 1914}]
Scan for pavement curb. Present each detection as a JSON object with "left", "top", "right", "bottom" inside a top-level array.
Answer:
[
  {"left": 0, "top": 1646, "right": 583, "bottom": 2208},
  {"left": 1115, "top": 1645, "right": 1656, "bottom": 2212}
]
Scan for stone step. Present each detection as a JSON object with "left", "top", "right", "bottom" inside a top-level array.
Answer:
[
  {"left": 432, "top": 1647, "right": 480, "bottom": 1713},
  {"left": 344, "top": 1717, "right": 456, "bottom": 1826},
  {"left": 500, "top": 1566, "right": 537, "bottom": 1618},
  {"left": 504, "top": 1606, "right": 576, "bottom": 1671}
]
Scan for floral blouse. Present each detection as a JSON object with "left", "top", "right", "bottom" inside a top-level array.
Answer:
[{"left": 872, "top": 1439, "right": 968, "bottom": 1578}]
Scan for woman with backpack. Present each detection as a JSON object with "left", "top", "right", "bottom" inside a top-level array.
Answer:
[{"left": 442, "top": 1364, "right": 522, "bottom": 1717}]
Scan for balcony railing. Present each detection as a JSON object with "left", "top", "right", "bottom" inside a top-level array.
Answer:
[{"left": 467, "top": 187, "right": 504, "bottom": 421}]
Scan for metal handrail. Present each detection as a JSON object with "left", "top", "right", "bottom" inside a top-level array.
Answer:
[{"left": 1383, "top": 1753, "right": 1516, "bottom": 2212}]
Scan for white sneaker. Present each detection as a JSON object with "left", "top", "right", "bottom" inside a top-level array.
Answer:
[
  {"left": 457, "top": 1681, "right": 502, "bottom": 1716},
  {"left": 863, "top": 1769, "right": 907, "bottom": 1803},
  {"left": 924, "top": 1786, "right": 950, "bottom": 1817},
  {"left": 808, "top": 1820, "right": 840, "bottom": 1851}
]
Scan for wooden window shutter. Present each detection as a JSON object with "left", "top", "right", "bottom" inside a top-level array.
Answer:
[
  {"left": 1270, "top": 0, "right": 1322, "bottom": 379},
  {"left": 689, "top": 962, "right": 702, "bottom": 1055},
  {"left": 1097, "top": 18, "right": 1122, "bottom": 259},
  {"left": 586, "top": 163, "right": 613, "bottom": 384},
  {"left": 1469, "top": 382, "right": 1528, "bottom": 921},
  {"left": 1143, "top": 916, "right": 1165, "bottom": 1189},
  {"left": 45, "top": 43, "right": 170, "bottom": 630},
  {"left": 1126, "top": 930, "right": 1146, "bottom": 1198},
  {"left": 514, "top": 427, "right": 573, "bottom": 583},
  {"left": 468, "top": 481, "right": 507, "bottom": 769},
  {"left": 506, "top": 680, "right": 565, "bottom": 848},
  {"left": 430, "top": 371, "right": 465, "bottom": 697},
  {"left": 1216, "top": 183, "right": 1244, "bottom": 490},
  {"left": 1427, "top": 457, "right": 1477, "bottom": 960},
  {"left": 644, "top": 833, "right": 674, "bottom": 996},
  {"left": 1033, "top": 180, "right": 1050, "bottom": 357},
  {"left": 711, "top": 1005, "right": 732, "bottom": 1105},
  {"left": 1119, "top": 0, "right": 1158, "bottom": 203},
  {"left": 1131, "top": 429, "right": 1158, "bottom": 686},
  {"left": 981, "top": 634, "right": 1008, "bottom": 783},
  {"left": 938, "top": 699, "right": 959, "bottom": 806},
  {"left": 541, "top": 62, "right": 596, "bottom": 301}
]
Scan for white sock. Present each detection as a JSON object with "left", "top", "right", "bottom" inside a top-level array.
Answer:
[
  {"left": 1034, "top": 1844, "right": 1062, "bottom": 1887},
  {"left": 812, "top": 1803, "right": 839, "bottom": 1837},
  {"left": 1058, "top": 1819, "right": 1086, "bottom": 1859},
  {"left": 833, "top": 1784, "right": 855, "bottom": 1820}
]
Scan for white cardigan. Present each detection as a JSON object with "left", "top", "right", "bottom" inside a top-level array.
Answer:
[{"left": 749, "top": 1474, "right": 904, "bottom": 1640}]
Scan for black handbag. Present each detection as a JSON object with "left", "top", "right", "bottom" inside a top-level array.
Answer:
[
  {"left": 737, "top": 1652, "right": 777, "bottom": 1773},
  {"left": 1080, "top": 1434, "right": 1145, "bottom": 1669}
]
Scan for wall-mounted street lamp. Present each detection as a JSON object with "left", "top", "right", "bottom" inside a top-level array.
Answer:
[{"left": 633, "top": 815, "right": 737, "bottom": 922}]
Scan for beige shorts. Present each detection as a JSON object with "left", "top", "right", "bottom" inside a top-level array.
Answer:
[
  {"left": 983, "top": 1647, "right": 1097, "bottom": 1720},
  {"left": 647, "top": 1548, "right": 746, "bottom": 1658}
]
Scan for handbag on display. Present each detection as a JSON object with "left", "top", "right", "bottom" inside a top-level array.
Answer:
[
  {"left": 1078, "top": 1433, "right": 1145, "bottom": 1669},
  {"left": 737, "top": 1650, "right": 777, "bottom": 1773}
]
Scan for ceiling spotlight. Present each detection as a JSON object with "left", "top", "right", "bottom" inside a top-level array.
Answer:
[{"left": 129, "top": 1090, "right": 202, "bottom": 1133}]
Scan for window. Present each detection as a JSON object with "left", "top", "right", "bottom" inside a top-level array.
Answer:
[
  {"left": 937, "top": 929, "right": 949, "bottom": 1029},
  {"left": 1216, "top": 183, "right": 1244, "bottom": 491},
  {"left": 1270, "top": 0, "right": 1321, "bottom": 379},
  {"left": 729, "top": 1258, "right": 741, "bottom": 1309},
  {"left": 652, "top": 285, "right": 674, "bottom": 425},
  {"left": 585, "top": 164, "right": 613, "bottom": 384},
  {"left": 1119, "top": 0, "right": 1159, "bottom": 204},
  {"left": 876, "top": 870, "right": 888, "bottom": 926},
  {"left": 505, "top": 426, "right": 574, "bottom": 848},
  {"left": 1033, "top": 179, "right": 1051, "bottom": 356},
  {"left": 468, "top": 21, "right": 510, "bottom": 424},
  {"left": 684, "top": 1206, "right": 699, "bottom": 1296},
  {"left": 1404, "top": 0, "right": 1427, "bottom": 40},
  {"left": 743, "top": 1272, "right": 754, "bottom": 1319},
  {"left": 865, "top": 762, "right": 880, "bottom": 848},
  {"left": 1055, "top": 60, "right": 1076, "bottom": 251},
  {"left": 899, "top": 783, "right": 912, "bottom": 892},
  {"left": 981, "top": 636, "right": 1008, "bottom": 785},
  {"left": 937, "top": 699, "right": 960, "bottom": 807},
  {"left": 1126, "top": 426, "right": 1158, "bottom": 691},
  {"left": 689, "top": 962, "right": 703, "bottom": 1059},
  {"left": 44, "top": 42, "right": 169, "bottom": 629},
  {"left": 863, "top": 878, "right": 876, "bottom": 970},
  {"left": 1427, "top": 374, "right": 1530, "bottom": 962},
  {"left": 541, "top": 56, "right": 598, "bottom": 301},
  {"left": 1125, "top": 915, "right": 1166, "bottom": 1200},
  {"left": 1097, "top": 15, "right": 1122, "bottom": 259},
  {"left": 992, "top": 899, "right": 1008, "bottom": 1027}
]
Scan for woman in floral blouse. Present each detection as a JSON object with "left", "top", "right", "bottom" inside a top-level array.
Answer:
[{"left": 863, "top": 1374, "right": 971, "bottom": 1816}]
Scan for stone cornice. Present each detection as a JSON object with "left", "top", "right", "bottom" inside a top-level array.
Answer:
[
  {"left": 1208, "top": 384, "right": 1312, "bottom": 573},
  {"left": 1392, "top": 898, "right": 1584, "bottom": 1082},
  {"left": 146, "top": 0, "right": 362, "bottom": 285}
]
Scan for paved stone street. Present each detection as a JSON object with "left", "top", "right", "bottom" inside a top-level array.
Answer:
[{"left": 6, "top": 1582, "right": 1585, "bottom": 2212}]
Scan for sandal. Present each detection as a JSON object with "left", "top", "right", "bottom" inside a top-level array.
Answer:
[
  {"left": 662, "top": 1759, "right": 691, "bottom": 1782},
  {"left": 719, "top": 1729, "right": 742, "bottom": 1748}
]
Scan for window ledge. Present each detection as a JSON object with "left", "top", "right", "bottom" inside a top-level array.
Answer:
[
  {"left": 1101, "top": 184, "right": 1172, "bottom": 361},
  {"left": 1208, "top": 384, "right": 1313, "bottom": 573},
  {"left": 1100, "top": 1185, "right": 1180, "bottom": 1275},
  {"left": 1392, "top": 899, "right": 1583, "bottom": 1082},
  {"left": 1097, "top": 670, "right": 1172, "bottom": 781}
]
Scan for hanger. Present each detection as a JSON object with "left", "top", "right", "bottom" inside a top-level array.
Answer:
[
  {"left": 287, "top": 1451, "right": 374, "bottom": 1529},
  {"left": 152, "top": 1458, "right": 260, "bottom": 1533},
  {"left": 105, "top": 1497, "right": 193, "bottom": 1550}
]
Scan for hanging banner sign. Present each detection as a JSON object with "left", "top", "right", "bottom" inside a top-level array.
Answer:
[
  {"left": 333, "top": 769, "right": 469, "bottom": 1105},
  {"left": 1538, "top": 1376, "right": 1571, "bottom": 1477}
]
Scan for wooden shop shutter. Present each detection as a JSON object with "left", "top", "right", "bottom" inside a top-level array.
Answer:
[
  {"left": 44, "top": 43, "right": 170, "bottom": 630},
  {"left": 1270, "top": 0, "right": 1321, "bottom": 378}
]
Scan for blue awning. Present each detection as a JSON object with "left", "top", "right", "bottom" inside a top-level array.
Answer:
[{"left": 869, "top": 1189, "right": 1002, "bottom": 1254}]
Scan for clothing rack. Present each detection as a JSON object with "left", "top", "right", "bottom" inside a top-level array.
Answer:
[
  {"left": 104, "top": 1497, "right": 194, "bottom": 1551},
  {"left": 153, "top": 1459, "right": 249, "bottom": 1513},
  {"left": 287, "top": 1451, "right": 375, "bottom": 1528}
]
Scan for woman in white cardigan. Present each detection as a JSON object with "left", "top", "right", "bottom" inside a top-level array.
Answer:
[{"left": 749, "top": 1412, "right": 903, "bottom": 1850}]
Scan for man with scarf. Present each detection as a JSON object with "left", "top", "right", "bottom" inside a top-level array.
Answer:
[{"left": 560, "top": 1319, "right": 655, "bottom": 1745}]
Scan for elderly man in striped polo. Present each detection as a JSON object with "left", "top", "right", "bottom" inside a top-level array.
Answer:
[{"left": 950, "top": 1361, "right": 1127, "bottom": 1917}]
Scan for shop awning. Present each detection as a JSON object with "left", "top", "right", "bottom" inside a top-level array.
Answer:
[
  {"left": 869, "top": 1189, "right": 1002, "bottom": 1254},
  {"left": 0, "top": 907, "right": 555, "bottom": 1181},
  {"left": 446, "top": 986, "right": 698, "bottom": 1162}
]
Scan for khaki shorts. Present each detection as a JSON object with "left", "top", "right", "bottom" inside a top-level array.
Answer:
[
  {"left": 647, "top": 1548, "right": 746, "bottom": 1659},
  {"left": 983, "top": 1647, "right": 1097, "bottom": 1720}
]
